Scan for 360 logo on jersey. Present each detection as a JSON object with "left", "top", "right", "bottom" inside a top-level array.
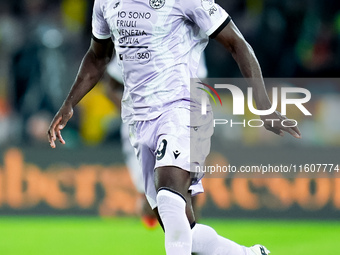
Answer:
[{"left": 118, "top": 49, "right": 151, "bottom": 65}]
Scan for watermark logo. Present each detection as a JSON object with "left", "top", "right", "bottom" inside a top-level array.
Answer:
[
  {"left": 197, "top": 81, "right": 312, "bottom": 128},
  {"left": 200, "top": 83, "right": 311, "bottom": 116},
  {"left": 197, "top": 82, "right": 222, "bottom": 114}
]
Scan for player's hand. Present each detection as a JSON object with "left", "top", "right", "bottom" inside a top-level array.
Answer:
[
  {"left": 47, "top": 103, "right": 74, "bottom": 148},
  {"left": 260, "top": 111, "right": 301, "bottom": 139}
]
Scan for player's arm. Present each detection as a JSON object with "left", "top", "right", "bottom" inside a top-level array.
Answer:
[
  {"left": 105, "top": 59, "right": 125, "bottom": 111},
  {"left": 214, "top": 20, "right": 301, "bottom": 138},
  {"left": 47, "top": 37, "right": 114, "bottom": 148},
  {"left": 106, "top": 77, "right": 124, "bottom": 111}
]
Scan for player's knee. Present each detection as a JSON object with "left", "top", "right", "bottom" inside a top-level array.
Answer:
[{"left": 154, "top": 166, "right": 191, "bottom": 195}]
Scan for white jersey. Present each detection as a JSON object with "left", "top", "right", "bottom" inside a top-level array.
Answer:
[{"left": 92, "top": 0, "right": 230, "bottom": 123}]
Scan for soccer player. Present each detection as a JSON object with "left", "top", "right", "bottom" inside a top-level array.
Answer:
[
  {"left": 106, "top": 54, "right": 208, "bottom": 228},
  {"left": 47, "top": 0, "right": 301, "bottom": 254}
]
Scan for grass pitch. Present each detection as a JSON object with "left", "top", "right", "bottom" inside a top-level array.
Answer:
[{"left": 0, "top": 217, "right": 339, "bottom": 255}]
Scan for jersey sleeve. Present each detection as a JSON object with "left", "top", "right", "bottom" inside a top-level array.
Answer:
[
  {"left": 92, "top": 0, "right": 111, "bottom": 39},
  {"left": 181, "top": 0, "right": 230, "bottom": 38}
]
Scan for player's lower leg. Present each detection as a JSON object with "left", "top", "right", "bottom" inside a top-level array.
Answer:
[
  {"left": 154, "top": 166, "right": 193, "bottom": 255},
  {"left": 156, "top": 188, "right": 192, "bottom": 254},
  {"left": 154, "top": 166, "right": 270, "bottom": 255}
]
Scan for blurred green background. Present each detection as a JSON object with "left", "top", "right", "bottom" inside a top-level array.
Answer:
[{"left": 1, "top": 217, "right": 339, "bottom": 255}]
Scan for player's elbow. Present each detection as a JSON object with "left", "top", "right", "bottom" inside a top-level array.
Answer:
[{"left": 88, "top": 47, "right": 112, "bottom": 66}]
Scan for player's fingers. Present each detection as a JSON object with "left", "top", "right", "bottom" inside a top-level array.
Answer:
[
  {"left": 48, "top": 126, "right": 56, "bottom": 141},
  {"left": 49, "top": 136, "right": 56, "bottom": 148},
  {"left": 47, "top": 126, "right": 57, "bottom": 148},
  {"left": 285, "top": 127, "right": 301, "bottom": 139},
  {"left": 55, "top": 118, "right": 69, "bottom": 144},
  {"left": 48, "top": 130, "right": 56, "bottom": 148},
  {"left": 279, "top": 119, "right": 301, "bottom": 138},
  {"left": 56, "top": 130, "right": 65, "bottom": 144},
  {"left": 291, "top": 126, "right": 301, "bottom": 137},
  {"left": 48, "top": 116, "right": 62, "bottom": 148}
]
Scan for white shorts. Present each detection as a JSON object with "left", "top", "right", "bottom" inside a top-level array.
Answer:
[{"left": 129, "top": 107, "right": 213, "bottom": 209}]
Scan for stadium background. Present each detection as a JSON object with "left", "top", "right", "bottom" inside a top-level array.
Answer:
[{"left": 0, "top": 0, "right": 340, "bottom": 254}]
